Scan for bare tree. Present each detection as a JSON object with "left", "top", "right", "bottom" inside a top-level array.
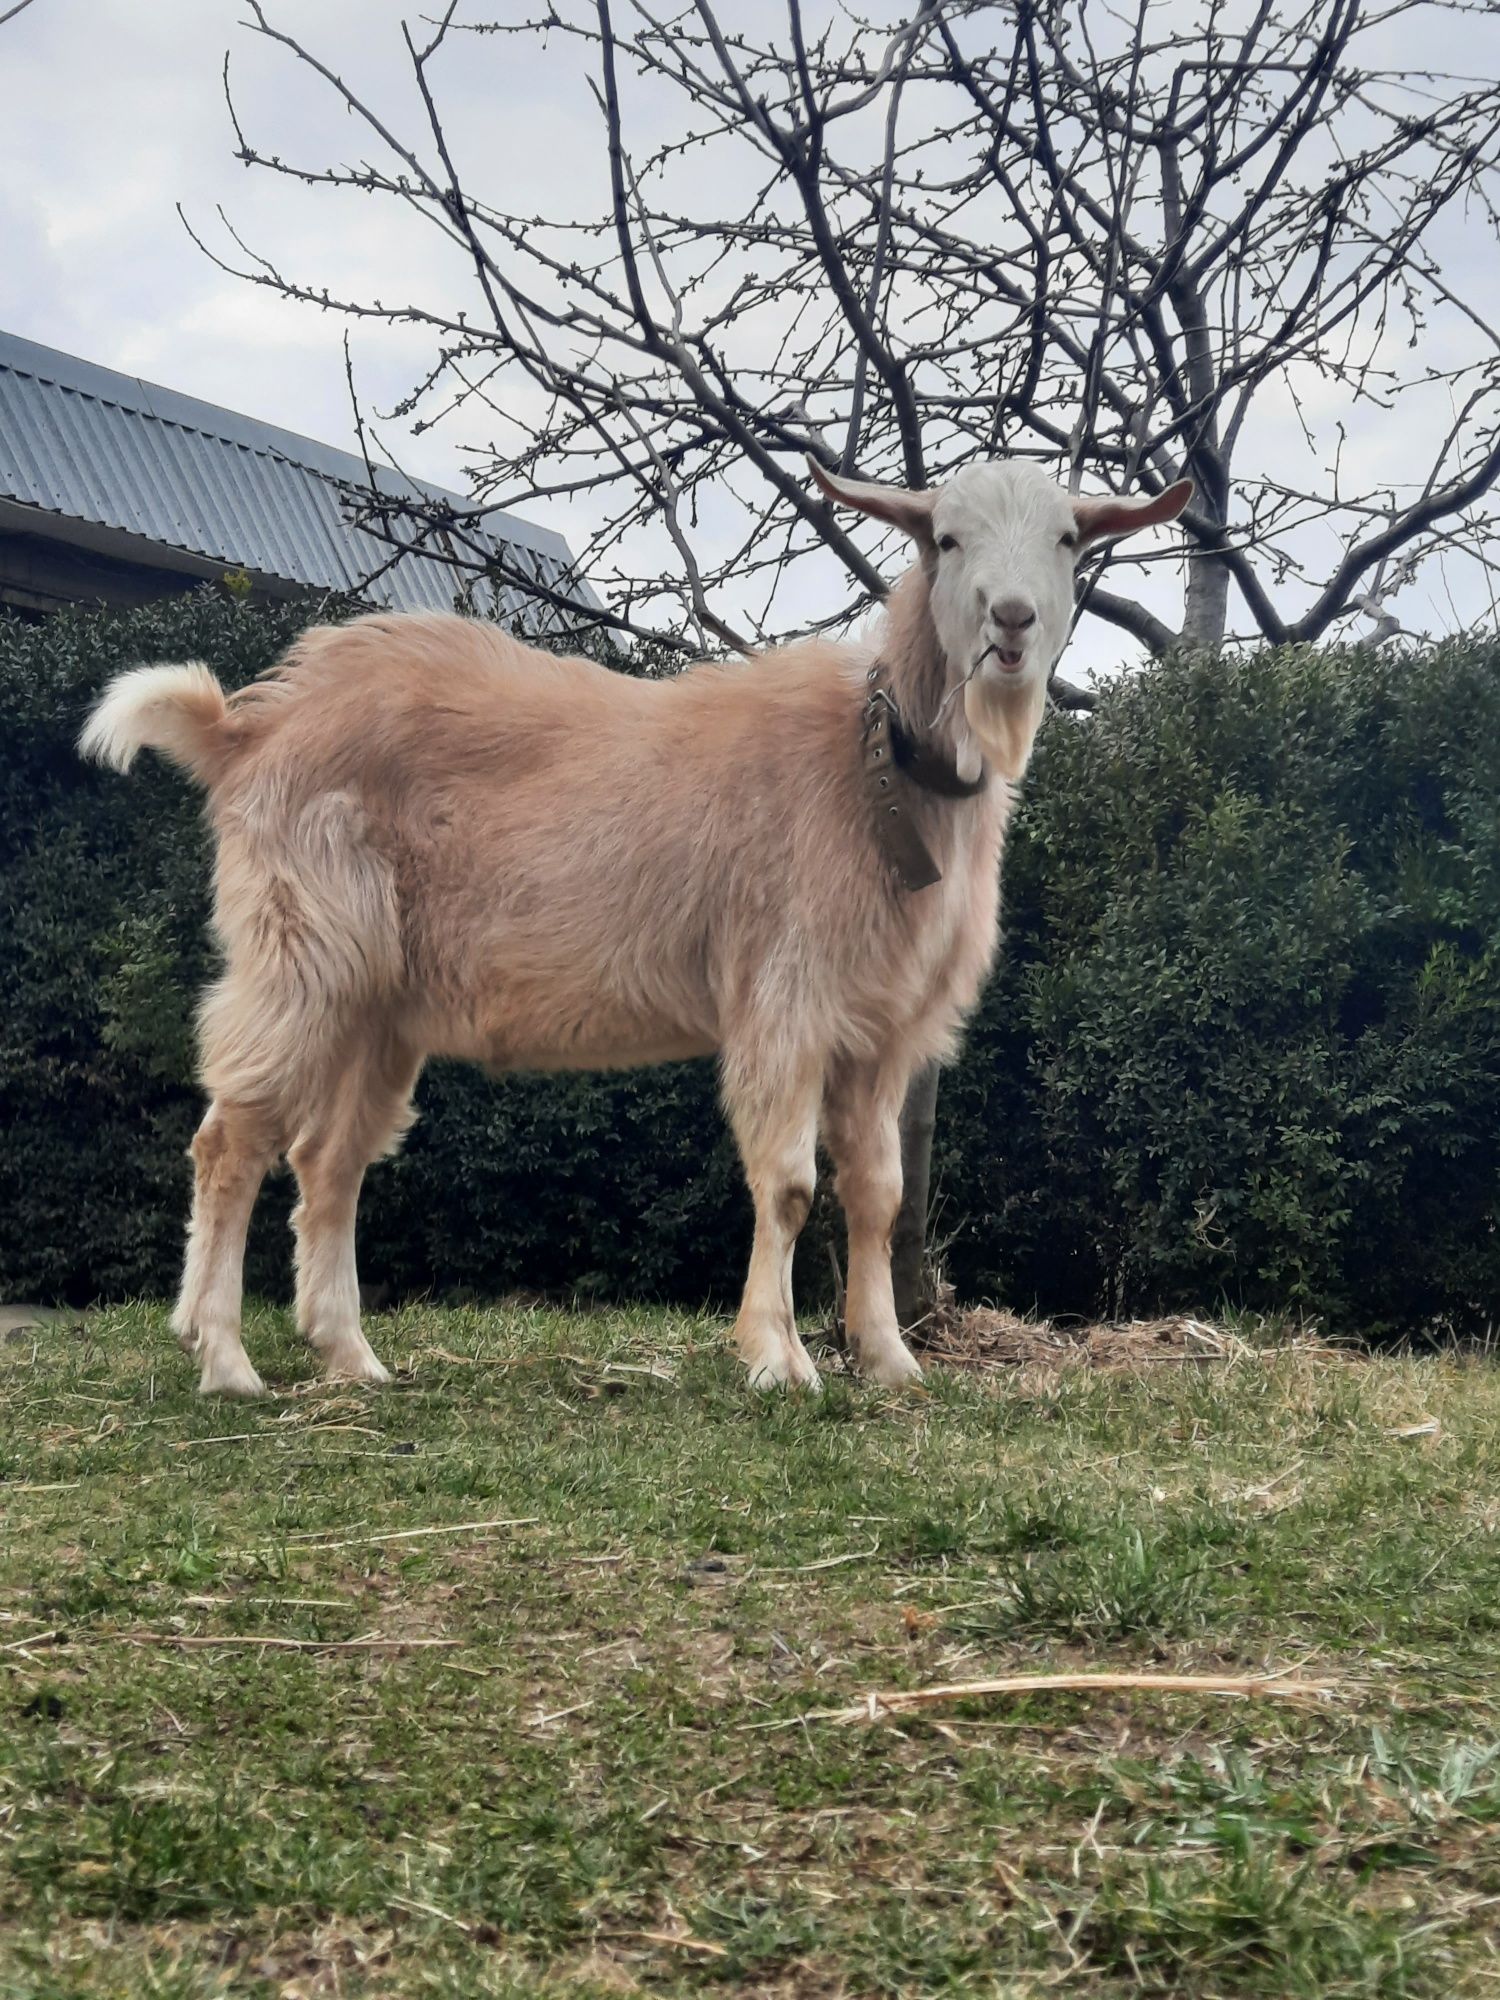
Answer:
[{"left": 197, "top": 0, "right": 1500, "bottom": 1326}]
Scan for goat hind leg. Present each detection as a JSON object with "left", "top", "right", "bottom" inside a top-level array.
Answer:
[
  {"left": 174, "top": 1099, "right": 282, "bottom": 1397},
  {"left": 288, "top": 1043, "right": 419, "bottom": 1383},
  {"left": 724, "top": 1055, "right": 823, "bottom": 1392}
]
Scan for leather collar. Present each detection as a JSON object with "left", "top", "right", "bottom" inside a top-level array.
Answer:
[{"left": 861, "top": 660, "right": 987, "bottom": 893}]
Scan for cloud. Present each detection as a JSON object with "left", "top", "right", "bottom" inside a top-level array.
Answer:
[{"left": 3, "top": 0, "right": 1497, "bottom": 671}]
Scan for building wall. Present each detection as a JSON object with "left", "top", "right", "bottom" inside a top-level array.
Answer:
[{"left": 0, "top": 530, "right": 207, "bottom": 618}]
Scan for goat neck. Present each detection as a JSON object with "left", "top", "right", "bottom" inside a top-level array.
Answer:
[{"left": 878, "top": 563, "right": 961, "bottom": 755}]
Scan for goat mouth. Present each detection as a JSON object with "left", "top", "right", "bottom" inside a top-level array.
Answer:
[
  {"left": 980, "top": 643, "right": 1027, "bottom": 674},
  {"left": 948, "top": 645, "right": 1028, "bottom": 716}
]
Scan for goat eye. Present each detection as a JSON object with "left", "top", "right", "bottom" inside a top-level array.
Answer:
[
  {"left": 1059, "top": 531, "right": 1080, "bottom": 552},
  {"left": 936, "top": 533, "right": 959, "bottom": 553}
]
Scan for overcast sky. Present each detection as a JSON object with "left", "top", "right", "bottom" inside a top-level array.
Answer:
[
  {"left": 3, "top": 3, "right": 484, "bottom": 477},
  {"left": 4, "top": 0, "right": 1497, "bottom": 676}
]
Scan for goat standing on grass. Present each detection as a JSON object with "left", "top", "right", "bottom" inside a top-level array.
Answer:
[{"left": 80, "top": 460, "right": 1191, "bottom": 1397}]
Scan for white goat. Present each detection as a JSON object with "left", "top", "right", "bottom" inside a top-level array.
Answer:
[{"left": 80, "top": 458, "right": 1190, "bottom": 1395}]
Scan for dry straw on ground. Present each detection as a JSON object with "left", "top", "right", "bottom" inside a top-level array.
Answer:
[
  {"left": 820, "top": 1280, "right": 1272, "bottom": 1378},
  {"left": 914, "top": 1296, "right": 1252, "bottom": 1372}
]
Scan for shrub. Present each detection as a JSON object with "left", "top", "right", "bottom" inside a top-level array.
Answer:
[
  {"left": 0, "top": 594, "right": 754, "bottom": 1309},
  {"left": 3, "top": 595, "right": 1496, "bottom": 1337},
  {"left": 939, "top": 640, "right": 1500, "bottom": 1337}
]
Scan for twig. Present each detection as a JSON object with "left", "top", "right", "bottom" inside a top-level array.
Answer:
[
  {"left": 825, "top": 1242, "right": 849, "bottom": 1364},
  {"left": 424, "top": 1348, "right": 589, "bottom": 1369},
  {"left": 116, "top": 1632, "right": 461, "bottom": 1653},
  {"left": 2, "top": 1628, "right": 60, "bottom": 1653},
  {"left": 762, "top": 1542, "right": 882, "bottom": 1574},
  {"left": 389, "top": 1893, "right": 474, "bottom": 1933},
  {"left": 528, "top": 1697, "right": 593, "bottom": 1728},
  {"left": 180, "top": 1594, "right": 352, "bottom": 1609},
  {"left": 753, "top": 1670, "right": 1336, "bottom": 1729},
  {"left": 173, "top": 1426, "right": 381, "bottom": 1448},
  {"left": 173, "top": 1432, "right": 267, "bottom": 1449},
  {"left": 598, "top": 1929, "right": 729, "bottom": 1959},
  {"left": 601, "top": 1360, "right": 679, "bottom": 1383},
  {"left": 245, "top": 1515, "right": 539, "bottom": 1558}
]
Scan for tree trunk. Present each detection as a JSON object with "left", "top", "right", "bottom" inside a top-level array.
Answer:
[
  {"left": 892, "top": 1058, "right": 940, "bottom": 1332},
  {"left": 1181, "top": 544, "right": 1230, "bottom": 649}
]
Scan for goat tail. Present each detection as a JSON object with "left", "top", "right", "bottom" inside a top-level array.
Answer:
[{"left": 79, "top": 663, "right": 232, "bottom": 786}]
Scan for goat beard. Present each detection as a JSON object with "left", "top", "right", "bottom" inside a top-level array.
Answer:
[{"left": 964, "top": 672, "right": 1048, "bottom": 783}]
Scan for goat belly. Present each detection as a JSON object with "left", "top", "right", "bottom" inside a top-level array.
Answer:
[
  {"left": 421, "top": 922, "right": 723, "bottom": 1074},
  {"left": 420, "top": 883, "right": 724, "bottom": 1075}
]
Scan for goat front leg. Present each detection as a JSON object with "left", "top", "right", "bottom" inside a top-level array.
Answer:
[
  {"left": 823, "top": 1059, "right": 924, "bottom": 1387},
  {"left": 723, "top": 1053, "right": 823, "bottom": 1392}
]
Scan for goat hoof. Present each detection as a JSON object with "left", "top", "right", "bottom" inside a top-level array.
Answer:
[
  {"left": 858, "top": 1341, "right": 924, "bottom": 1388},
  {"left": 327, "top": 1357, "right": 391, "bottom": 1386},
  {"left": 197, "top": 1350, "right": 266, "bottom": 1398},
  {"left": 747, "top": 1348, "right": 823, "bottom": 1394},
  {"left": 318, "top": 1339, "right": 391, "bottom": 1386}
]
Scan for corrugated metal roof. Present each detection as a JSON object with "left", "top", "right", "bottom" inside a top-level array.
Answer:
[{"left": 0, "top": 329, "right": 595, "bottom": 627}]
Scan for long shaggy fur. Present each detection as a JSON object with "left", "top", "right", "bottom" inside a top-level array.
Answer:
[{"left": 79, "top": 554, "right": 1038, "bottom": 1396}]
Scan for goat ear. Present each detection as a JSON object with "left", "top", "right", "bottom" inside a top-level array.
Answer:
[
  {"left": 806, "top": 456, "right": 936, "bottom": 544},
  {"left": 1072, "top": 478, "right": 1194, "bottom": 548}
]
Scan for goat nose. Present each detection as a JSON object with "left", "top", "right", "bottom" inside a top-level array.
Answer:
[{"left": 990, "top": 596, "right": 1037, "bottom": 631}]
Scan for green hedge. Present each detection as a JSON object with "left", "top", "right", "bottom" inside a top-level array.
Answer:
[
  {"left": 941, "top": 639, "right": 1500, "bottom": 1335},
  {"left": 3, "top": 595, "right": 1497, "bottom": 1337}
]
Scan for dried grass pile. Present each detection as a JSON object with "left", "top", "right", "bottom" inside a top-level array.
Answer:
[{"left": 910, "top": 1289, "right": 1249, "bottom": 1372}]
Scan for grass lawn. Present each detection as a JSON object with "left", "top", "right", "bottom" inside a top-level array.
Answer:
[{"left": 1, "top": 1304, "right": 1498, "bottom": 1997}]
